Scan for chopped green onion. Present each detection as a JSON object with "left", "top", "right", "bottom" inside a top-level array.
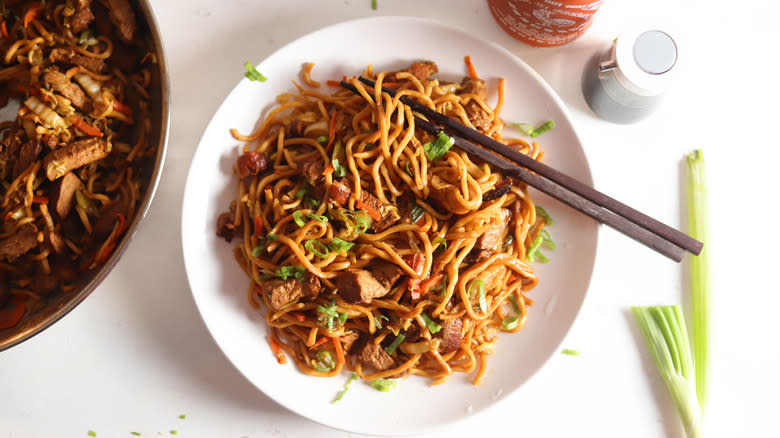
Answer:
[
  {"left": 274, "top": 265, "right": 305, "bottom": 281},
  {"left": 88, "top": 432, "right": 96, "bottom": 437},
  {"left": 313, "top": 350, "right": 336, "bottom": 372},
  {"left": 243, "top": 61, "right": 267, "bottom": 82},
  {"left": 352, "top": 211, "right": 372, "bottom": 234},
  {"left": 374, "top": 314, "right": 388, "bottom": 329},
  {"left": 338, "top": 312, "right": 348, "bottom": 324},
  {"left": 687, "top": 149, "right": 710, "bottom": 412},
  {"left": 467, "top": 279, "right": 487, "bottom": 313},
  {"left": 509, "top": 294, "right": 521, "bottom": 314},
  {"left": 561, "top": 348, "right": 580, "bottom": 356},
  {"left": 78, "top": 29, "right": 92, "bottom": 45},
  {"left": 170, "top": 430, "right": 178, "bottom": 435},
  {"left": 501, "top": 316, "right": 520, "bottom": 331},
  {"left": 384, "top": 333, "right": 405, "bottom": 355},
  {"left": 420, "top": 312, "right": 441, "bottom": 334},
  {"left": 292, "top": 210, "right": 306, "bottom": 227},
  {"left": 404, "top": 161, "right": 413, "bottom": 178},
  {"left": 317, "top": 304, "right": 339, "bottom": 318},
  {"left": 131, "top": 433, "right": 141, "bottom": 436},
  {"left": 409, "top": 202, "right": 425, "bottom": 223},
  {"left": 331, "top": 158, "right": 347, "bottom": 177},
  {"left": 328, "top": 237, "right": 355, "bottom": 253},
  {"left": 535, "top": 206, "right": 554, "bottom": 225},
  {"left": 371, "top": 0, "right": 378, "bottom": 11},
  {"left": 305, "top": 240, "right": 330, "bottom": 258},
  {"left": 632, "top": 306, "right": 702, "bottom": 438},
  {"left": 527, "top": 231, "right": 552, "bottom": 264},
  {"left": 295, "top": 185, "right": 309, "bottom": 199},
  {"left": 511, "top": 120, "right": 555, "bottom": 137},
  {"left": 423, "top": 131, "right": 455, "bottom": 162},
  {"left": 332, "top": 372, "right": 358, "bottom": 403},
  {"left": 178, "top": 414, "right": 186, "bottom": 420},
  {"left": 251, "top": 244, "right": 264, "bottom": 258},
  {"left": 268, "top": 234, "right": 279, "bottom": 241},
  {"left": 306, "top": 212, "right": 328, "bottom": 222},
  {"left": 540, "top": 229, "right": 556, "bottom": 249},
  {"left": 306, "top": 198, "right": 321, "bottom": 209},
  {"left": 316, "top": 135, "right": 328, "bottom": 144},
  {"left": 370, "top": 378, "right": 399, "bottom": 392},
  {"left": 432, "top": 236, "right": 447, "bottom": 249},
  {"left": 530, "top": 120, "right": 555, "bottom": 137}
]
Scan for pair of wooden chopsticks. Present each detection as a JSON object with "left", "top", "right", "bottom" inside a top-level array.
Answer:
[{"left": 339, "top": 77, "right": 702, "bottom": 262}]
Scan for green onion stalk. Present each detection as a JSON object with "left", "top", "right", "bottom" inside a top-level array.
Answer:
[{"left": 687, "top": 149, "right": 710, "bottom": 412}]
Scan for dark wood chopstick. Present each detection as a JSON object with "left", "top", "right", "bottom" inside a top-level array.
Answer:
[{"left": 344, "top": 77, "right": 702, "bottom": 261}]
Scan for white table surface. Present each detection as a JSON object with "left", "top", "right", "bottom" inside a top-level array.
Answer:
[{"left": 3, "top": 1, "right": 778, "bottom": 437}]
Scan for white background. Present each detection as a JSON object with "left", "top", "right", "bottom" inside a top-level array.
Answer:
[{"left": 2, "top": 0, "right": 778, "bottom": 437}]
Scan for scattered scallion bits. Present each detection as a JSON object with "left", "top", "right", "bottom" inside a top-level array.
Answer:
[
  {"left": 274, "top": 265, "right": 305, "bottom": 281},
  {"left": 409, "top": 202, "right": 425, "bottom": 223},
  {"left": 305, "top": 239, "right": 330, "bottom": 258},
  {"left": 371, "top": 0, "right": 378, "bottom": 10},
  {"left": 314, "top": 350, "right": 336, "bottom": 372},
  {"left": 535, "top": 206, "right": 554, "bottom": 225},
  {"left": 243, "top": 61, "right": 267, "bottom": 82},
  {"left": 423, "top": 131, "right": 455, "bottom": 161},
  {"left": 384, "top": 333, "right": 405, "bottom": 355},
  {"left": 420, "top": 312, "right": 442, "bottom": 334},
  {"left": 328, "top": 237, "right": 355, "bottom": 253},
  {"left": 170, "top": 431, "right": 178, "bottom": 435},
  {"left": 561, "top": 348, "right": 580, "bottom": 356},
  {"left": 370, "top": 378, "right": 398, "bottom": 392},
  {"left": 306, "top": 212, "right": 328, "bottom": 222},
  {"left": 292, "top": 210, "right": 306, "bottom": 227},
  {"left": 131, "top": 433, "right": 141, "bottom": 436},
  {"left": 511, "top": 120, "right": 555, "bottom": 137},
  {"left": 509, "top": 294, "right": 521, "bottom": 314},
  {"left": 316, "top": 135, "right": 328, "bottom": 144},
  {"left": 331, "top": 158, "right": 347, "bottom": 177},
  {"left": 178, "top": 414, "right": 186, "bottom": 420},
  {"left": 88, "top": 432, "right": 96, "bottom": 437},
  {"left": 501, "top": 316, "right": 520, "bottom": 331},
  {"left": 332, "top": 373, "right": 358, "bottom": 403}
]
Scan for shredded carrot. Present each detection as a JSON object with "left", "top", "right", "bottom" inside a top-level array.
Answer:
[
  {"left": 332, "top": 336, "right": 345, "bottom": 365},
  {"left": 1, "top": 21, "right": 8, "bottom": 39},
  {"left": 23, "top": 4, "right": 40, "bottom": 29},
  {"left": 112, "top": 100, "right": 133, "bottom": 117},
  {"left": 0, "top": 296, "right": 26, "bottom": 329},
  {"left": 309, "top": 336, "right": 330, "bottom": 350},
  {"left": 464, "top": 55, "right": 478, "bottom": 79},
  {"left": 291, "top": 312, "right": 306, "bottom": 323},
  {"left": 70, "top": 115, "right": 104, "bottom": 137},
  {"left": 418, "top": 272, "right": 444, "bottom": 297},
  {"left": 325, "top": 110, "right": 339, "bottom": 151},
  {"left": 79, "top": 254, "right": 95, "bottom": 271},
  {"left": 255, "top": 285, "right": 264, "bottom": 295},
  {"left": 326, "top": 80, "right": 341, "bottom": 87},
  {"left": 323, "top": 164, "right": 334, "bottom": 176},
  {"left": 355, "top": 199, "right": 381, "bottom": 221},
  {"left": 94, "top": 214, "right": 127, "bottom": 265},
  {"left": 254, "top": 215, "right": 263, "bottom": 236},
  {"left": 267, "top": 336, "right": 287, "bottom": 364}
]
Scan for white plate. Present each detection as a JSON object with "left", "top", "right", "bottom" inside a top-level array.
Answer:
[{"left": 182, "top": 16, "right": 598, "bottom": 436}]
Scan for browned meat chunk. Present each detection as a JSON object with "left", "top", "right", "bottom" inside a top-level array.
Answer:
[
  {"left": 259, "top": 278, "right": 304, "bottom": 310},
  {"left": 464, "top": 249, "right": 493, "bottom": 264},
  {"left": 235, "top": 151, "right": 268, "bottom": 179},
  {"left": 92, "top": 192, "right": 129, "bottom": 239},
  {"left": 32, "top": 268, "right": 59, "bottom": 295},
  {"left": 474, "top": 208, "right": 511, "bottom": 251},
  {"left": 49, "top": 48, "right": 106, "bottom": 73},
  {"left": 358, "top": 342, "right": 395, "bottom": 371},
  {"left": 336, "top": 269, "right": 390, "bottom": 304},
  {"left": 106, "top": 0, "right": 137, "bottom": 42},
  {"left": 43, "top": 138, "right": 109, "bottom": 181},
  {"left": 0, "top": 131, "right": 22, "bottom": 161},
  {"left": 70, "top": 0, "right": 95, "bottom": 34},
  {"left": 482, "top": 179, "right": 513, "bottom": 202},
  {"left": 400, "top": 61, "right": 438, "bottom": 80},
  {"left": 299, "top": 157, "right": 325, "bottom": 185},
  {"left": 463, "top": 100, "right": 492, "bottom": 133},
  {"left": 340, "top": 331, "right": 360, "bottom": 353},
  {"left": 13, "top": 139, "right": 42, "bottom": 177},
  {"left": 328, "top": 180, "right": 351, "bottom": 205},
  {"left": 51, "top": 172, "right": 83, "bottom": 219},
  {"left": 302, "top": 272, "right": 321, "bottom": 297},
  {"left": 459, "top": 77, "right": 487, "bottom": 100},
  {"left": 0, "top": 223, "right": 39, "bottom": 262},
  {"left": 440, "top": 317, "right": 463, "bottom": 353},
  {"left": 371, "top": 261, "right": 404, "bottom": 289},
  {"left": 42, "top": 70, "right": 93, "bottom": 113},
  {"left": 357, "top": 190, "right": 400, "bottom": 232},
  {"left": 215, "top": 211, "right": 237, "bottom": 242}
]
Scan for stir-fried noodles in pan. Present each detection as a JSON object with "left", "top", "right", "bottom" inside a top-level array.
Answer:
[
  {"left": 216, "top": 60, "right": 550, "bottom": 385},
  {"left": 0, "top": 0, "right": 155, "bottom": 329}
]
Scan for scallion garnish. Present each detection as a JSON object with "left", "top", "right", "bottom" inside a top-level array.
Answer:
[
  {"left": 243, "top": 61, "right": 267, "bottom": 82},
  {"left": 292, "top": 210, "right": 306, "bottom": 227},
  {"left": 632, "top": 306, "right": 702, "bottom": 438},
  {"left": 295, "top": 185, "right": 309, "bottom": 199},
  {"left": 316, "top": 304, "right": 339, "bottom": 318},
  {"left": 178, "top": 414, "right": 186, "bottom": 420},
  {"left": 338, "top": 312, "right": 348, "bottom": 324},
  {"left": 501, "top": 316, "right": 520, "bottom": 331},
  {"left": 332, "top": 372, "right": 358, "bottom": 403},
  {"left": 509, "top": 294, "right": 521, "bottom": 314},
  {"left": 305, "top": 240, "right": 330, "bottom": 258},
  {"left": 511, "top": 120, "right": 555, "bottom": 138},
  {"left": 561, "top": 348, "right": 580, "bottom": 356},
  {"left": 131, "top": 433, "right": 141, "bottom": 436},
  {"left": 384, "top": 333, "right": 405, "bottom": 355},
  {"left": 374, "top": 314, "right": 388, "bottom": 329},
  {"left": 306, "top": 198, "right": 321, "bottom": 209},
  {"left": 467, "top": 279, "right": 487, "bottom": 313},
  {"left": 327, "top": 237, "right": 355, "bottom": 253},
  {"left": 371, "top": 0, "right": 378, "bottom": 11},
  {"left": 420, "top": 312, "right": 441, "bottom": 334},
  {"left": 88, "top": 432, "right": 97, "bottom": 437},
  {"left": 409, "top": 201, "right": 425, "bottom": 223},
  {"left": 316, "top": 135, "right": 328, "bottom": 144},
  {"left": 423, "top": 131, "right": 455, "bottom": 162},
  {"left": 78, "top": 29, "right": 92, "bottom": 45},
  {"left": 274, "top": 265, "right": 305, "bottom": 281},
  {"left": 432, "top": 236, "right": 447, "bottom": 250},
  {"left": 307, "top": 212, "right": 328, "bottom": 222},
  {"left": 170, "top": 430, "right": 178, "bottom": 435},
  {"left": 251, "top": 244, "right": 264, "bottom": 258},
  {"left": 527, "top": 229, "right": 555, "bottom": 263},
  {"left": 687, "top": 149, "right": 710, "bottom": 411},
  {"left": 313, "top": 350, "right": 336, "bottom": 372},
  {"left": 370, "top": 378, "right": 398, "bottom": 392},
  {"left": 535, "top": 206, "right": 554, "bottom": 225},
  {"left": 331, "top": 158, "right": 347, "bottom": 177}
]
